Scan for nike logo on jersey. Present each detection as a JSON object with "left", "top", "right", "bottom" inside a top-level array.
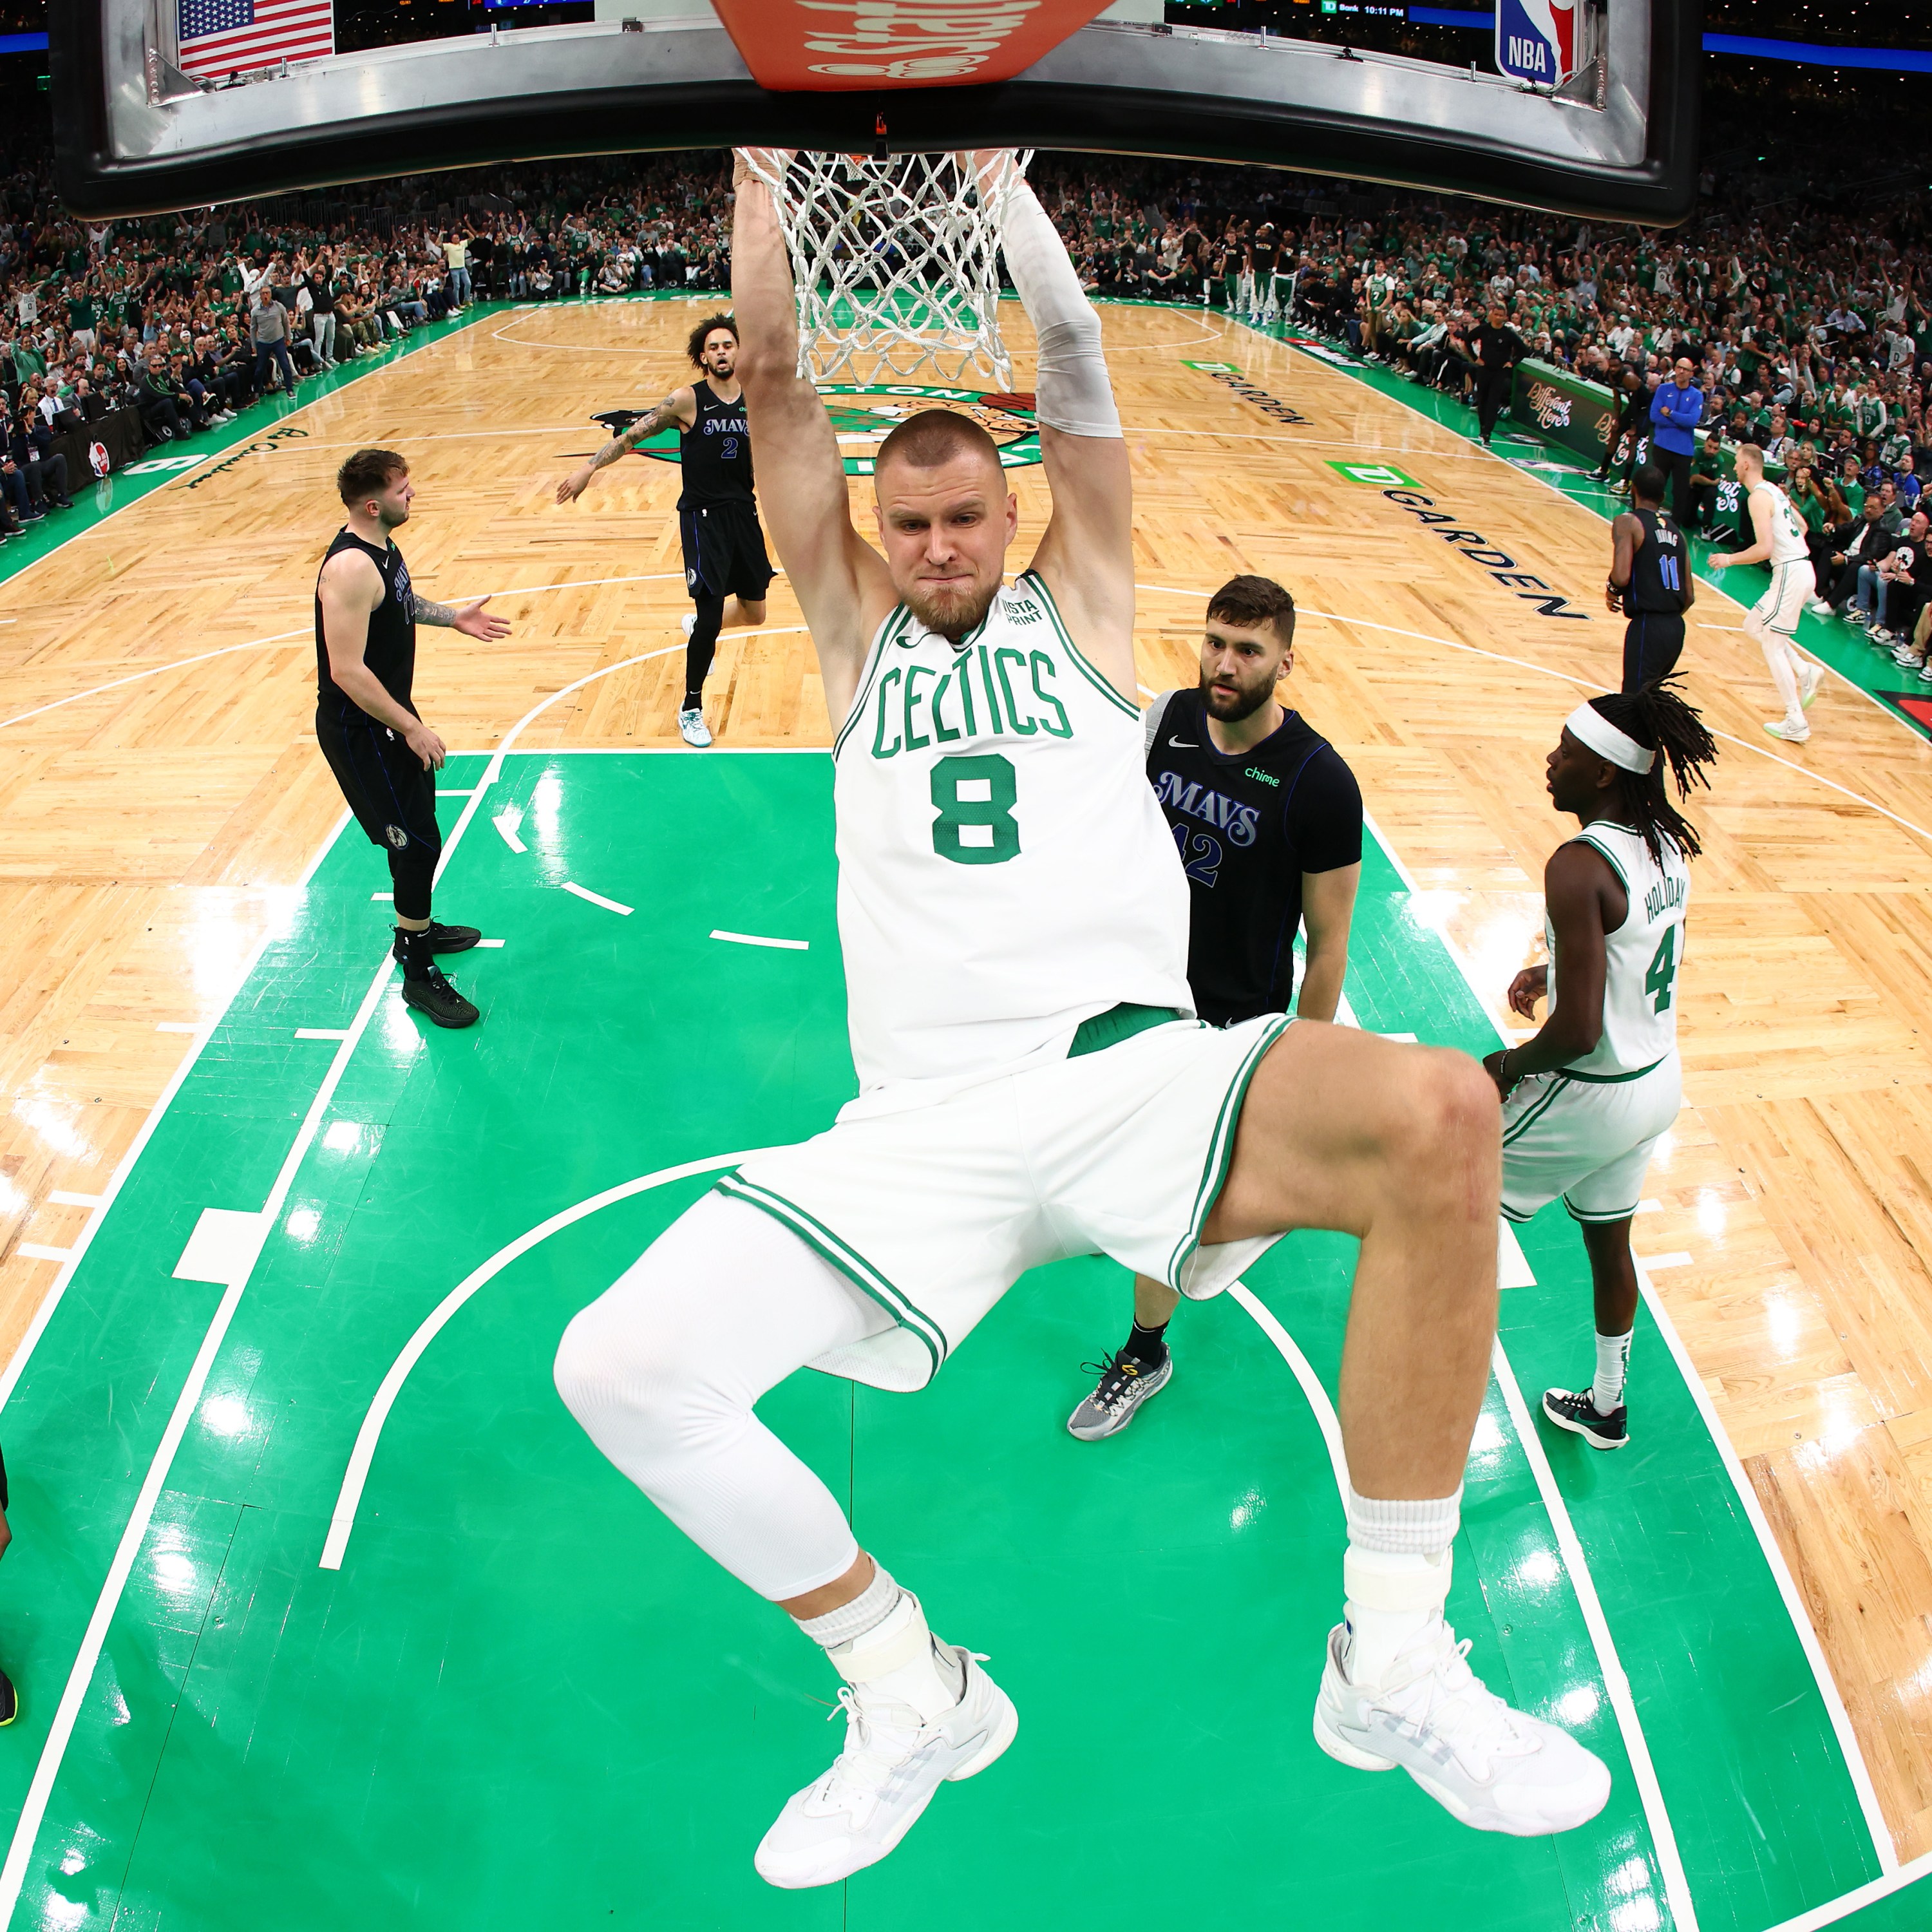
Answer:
[{"left": 1168, "top": 737, "right": 1199, "bottom": 748}]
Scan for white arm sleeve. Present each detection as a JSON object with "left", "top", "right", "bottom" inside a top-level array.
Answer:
[
  {"left": 990, "top": 167, "right": 1122, "bottom": 440},
  {"left": 1142, "top": 688, "right": 1178, "bottom": 756}
]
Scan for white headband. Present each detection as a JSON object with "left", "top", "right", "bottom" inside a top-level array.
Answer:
[{"left": 1566, "top": 703, "right": 1656, "bottom": 775}]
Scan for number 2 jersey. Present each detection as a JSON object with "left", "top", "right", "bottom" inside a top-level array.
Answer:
[
  {"left": 1548, "top": 821, "right": 1690, "bottom": 1077},
  {"left": 833, "top": 571, "right": 1193, "bottom": 1108},
  {"left": 1142, "top": 688, "right": 1363, "bottom": 1025}
]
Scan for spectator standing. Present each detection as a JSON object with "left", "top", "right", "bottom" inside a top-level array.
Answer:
[
  {"left": 251, "top": 287, "right": 298, "bottom": 395},
  {"left": 442, "top": 232, "right": 471, "bottom": 312},
  {"left": 1649, "top": 354, "right": 1705, "bottom": 522}
]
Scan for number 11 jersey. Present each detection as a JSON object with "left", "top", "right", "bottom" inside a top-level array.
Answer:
[{"left": 833, "top": 572, "right": 1193, "bottom": 1108}]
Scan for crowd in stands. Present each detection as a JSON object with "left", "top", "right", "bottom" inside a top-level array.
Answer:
[
  {"left": 0, "top": 151, "right": 732, "bottom": 543},
  {"left": 5, "top": 125, "right": 1929, "bottom": 665}
]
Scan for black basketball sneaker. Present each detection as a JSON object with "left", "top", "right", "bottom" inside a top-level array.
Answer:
[{"left": 1542, "top": 1387, "right": 1628, "bottom": 1450}]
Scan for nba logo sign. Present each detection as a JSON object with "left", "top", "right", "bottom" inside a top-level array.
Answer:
[{"left": 1495, "top": 0, "right": 1577, "bottom": 86}]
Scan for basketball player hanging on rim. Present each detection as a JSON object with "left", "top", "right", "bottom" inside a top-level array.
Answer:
[
  {"left": 315, "top": 449, "right": 511, "bottom": 1028},
  {"left": 1707, "top": 440, "right": 1823, "bottom": 744},
  {"left": 553, "top": 149, "right": 1610, "bottom": 1888},
  {"left": 1484, "top": 682, "right": 1718, "bottom": 1450},
  {"left": 1607, "top": 462, "right": 1694, "bottom": 694},
  {"left": 555, "top": 314, "right": 773, "bottom": 747}
]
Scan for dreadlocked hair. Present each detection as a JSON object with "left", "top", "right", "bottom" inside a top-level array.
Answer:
[{"left": 1587, "top": 675, "right": 1718, "bottom": 864}]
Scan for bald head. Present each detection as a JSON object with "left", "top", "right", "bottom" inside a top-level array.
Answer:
[{"left": 875, "top": 408, "right": 1003, "bottom": 482}]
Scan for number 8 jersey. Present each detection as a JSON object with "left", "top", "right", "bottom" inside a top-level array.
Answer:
[
  {"left": 833, "top": 572, "right": 1193, "bottom": 1105},
  {"left": 1548, "top": 821, "right": 1690, "bottom": 1078}
]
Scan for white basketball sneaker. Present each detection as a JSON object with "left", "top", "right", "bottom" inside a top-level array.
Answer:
[
  {"left": 754, "top": 1644, "right": 1018, "bottom": 1888},
  {"left": 677, "top": 706, "right": 712, "bottom": 748},
  {"left": 680, "top": 611, "right": 697, "bottom": 640},
  {"left": 1313, "top": 1618, "right": 1611, "bottom": 1836},
  {"left": 1798, "top": 660, "right": 1824, "bottom": 710}
]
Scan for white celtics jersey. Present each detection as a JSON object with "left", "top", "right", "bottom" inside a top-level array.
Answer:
[
  {"left": 831, "top": 571, "right": 1192, "bottom": 1101},
  {"left": 1751, "top": 480, "right": 1810, "bottom": 565},
  {"left": 1546, "top": 821, "right": 1689, "bottom": 1079}
]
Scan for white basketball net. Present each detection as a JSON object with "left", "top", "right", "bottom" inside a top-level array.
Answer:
[{"left": 744, "top": 149, "right": 1032, "bottom": 388}]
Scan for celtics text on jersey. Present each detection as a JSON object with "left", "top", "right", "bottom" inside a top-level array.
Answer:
[{"left": 831, "top": 571, "right": 1193, "bottom": 1103}]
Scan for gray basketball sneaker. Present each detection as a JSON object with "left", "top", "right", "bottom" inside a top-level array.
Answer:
[
  {"left": 1066, "top": 1350, "right": 1172, "bottom": 1441},
  {"left": 1313, "top": 1619, "right": 1611, "bottom": 1836}
]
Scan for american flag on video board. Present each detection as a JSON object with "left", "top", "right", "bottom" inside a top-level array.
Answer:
[{"left": 177, "top": 0, "right": 334, "bottom": 80}]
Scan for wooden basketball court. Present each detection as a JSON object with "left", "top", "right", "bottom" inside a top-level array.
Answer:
[{"left": 2, "top": 292, "right": 1931, "bottom": 1927}]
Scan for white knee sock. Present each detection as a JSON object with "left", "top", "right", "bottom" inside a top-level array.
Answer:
[
  {"left": 1760, "top": 632, "right": 1802, "bottom": 719},
  {"left": 1342, "top": 1485, "right": 1461, "bottom": 1687},
  {"left": 1592, "top": 1328, "right": 1632, "bottom": 1414}
]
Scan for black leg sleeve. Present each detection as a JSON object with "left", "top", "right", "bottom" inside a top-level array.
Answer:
[
  {"left": 683, "top": 592, "right": 726, "bottom": 708},
  {"left": 387, "top": 837, "right": 439, "bottom": 923}
]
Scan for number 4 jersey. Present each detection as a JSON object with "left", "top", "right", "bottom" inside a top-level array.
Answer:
[
  {"left": 1548, "top": 821, "right": 1690, "bottom": 1077},
  {"left": 833, "top": 572, "right": 1193, "bottom": 1106}
]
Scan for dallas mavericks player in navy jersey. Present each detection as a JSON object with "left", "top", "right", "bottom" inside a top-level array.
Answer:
[
  {"left": 314, "top": 448, "right": 511, "bottom": 1029},
  {"left": 1607, "top": 463, "right": 1694, "bottom": 694},
  {"left": 556, "top": 314, "right": 775, "bottom": 746},
  {"left": 1068, "top": 574, "right": 1364, "bottom": 1439},
  {"left": 553, "top": 148, "right": 1608, "bottom": 1889}
]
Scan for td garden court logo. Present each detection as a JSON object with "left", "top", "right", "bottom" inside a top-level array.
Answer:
[{"left": 637, "top": 385, "right": 1043, "bottom": 477}]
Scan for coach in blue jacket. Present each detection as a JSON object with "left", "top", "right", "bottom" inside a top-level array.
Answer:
[{"left": 1649, "top": 355, "right": 1704, "bottom": 523}]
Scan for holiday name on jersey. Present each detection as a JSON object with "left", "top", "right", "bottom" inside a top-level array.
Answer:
[{"left": 1644, "top": 872, "right": 1686, "bottom": 923}]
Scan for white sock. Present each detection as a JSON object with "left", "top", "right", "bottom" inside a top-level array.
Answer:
[
  {"left": 1343, "top": 1545, "right": 1454, "bottom": 1687},
  {"left": 1761, "top": 634, "right": 1802, "bottom": 720},
  {"left": 1592, "top": 1329, "right": 1632, "bottom": 1415},
  {"left": 1342, "top": 1485, "right": 1461, "bottom": 1687},
  {"left": 815, "top": 1588, "right": 965, "bottom": 1723},
  {"left": 793, "top": 1559, "right": 900, "bottom": 1649}
]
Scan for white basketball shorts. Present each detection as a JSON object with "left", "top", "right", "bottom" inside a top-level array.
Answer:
[
  {"left": 717, "top": 1012, "right": 1292, "bottom": 1391},
  {"left": 1752, "top": 557, "right": 1815, "bottom": 639},
  {"left": 1499, "top": 1052, "right": 1681, "bottom": 1226}
]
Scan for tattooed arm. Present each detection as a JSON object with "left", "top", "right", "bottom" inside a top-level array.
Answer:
[
  {"left": 410, "top": 588, "right": 512, "bottom": 641},
  {"left": 555, "top": 384, "right": 694, "bottom": 502}
]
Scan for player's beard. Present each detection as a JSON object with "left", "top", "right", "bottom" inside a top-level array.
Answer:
[
  {"left": 1200, "top": 671, "right": 1276, "bottom": 725},
  {"left": 905, "top": 574, "right": 999, "bottom": 643}
]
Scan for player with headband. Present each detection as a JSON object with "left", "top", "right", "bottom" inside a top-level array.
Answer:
[{"left": 1484, "top": 681, "right": 1719, "bottom": 1450}]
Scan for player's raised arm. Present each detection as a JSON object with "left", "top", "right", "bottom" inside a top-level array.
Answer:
[
  {"left": 556, "top": 385, "right": 693, "bottom": 503},
  {"left": 976, "top": 152, "right": 1135, "bottom": 697},
  {"left": 730, "top": 150, "right": 894, "bottom": 722}
]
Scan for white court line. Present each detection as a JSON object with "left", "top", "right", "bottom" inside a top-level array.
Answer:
[
  {"left": 294, "top": 1028, "right": 350, "bottom": 1042},
  {"left": 319, "top": 1151, "right": 764, "bottom": 1569},
  {"left": 1488, "top": 1340, "right": 1701, "bottom": 1932},
  {"left": 370, "top": 893, "right": 392, "bottom": 903},
  {"left": 14, "top": 1245, "right": 71, "bottom": 1265},
  {"left": 437, "top": 788, "right": 476, "bottom": 799},
  {"left": 1255, "top": 317, "right": 1932, "bottom": 762},
  {"left": 1354, "top": 804, "right": 1898, "bottom": 1878},
  {"left": 1760, "top": 1848, "right": 1931, "bottom": 1932},
  {"left": 0, "top": 951, "right": 398, "bottom": 1924},
  {"left": 1226, "top": 1283, "right": 1350, "bottom": 1501},
  {"left": 562, "top": 882, "right": 633, "bottom": 916},
  {"left": 1133, "top": 582, "right": 1932, "bottom": 853},
  {"left": 710, "top": 929, "right": 808, "bottom": 951},
  {"left": 46, "top": 1192, "right": 102, "bottom": 1209},
  {"left": 493, "top": 807, "right": 527, "bottom": 854},
  {"left": 154, "top": 1021, "right": 202, "bottom": 1034},
  {"left": 476, "top": 938, "right": 505, "bottom": 948},
  {"left": 1637, "top": 1199, "right": 1663, "bottom": 1215},
  {"left": 1231, "top": 1278, "right": 1692, "bottom": 1928},
  {"left": 0, "top": 573, "right": 700, "bottom": 737},
  {"left": 1637, "top": 1251, "right": 1694, "bottom": 1271}
]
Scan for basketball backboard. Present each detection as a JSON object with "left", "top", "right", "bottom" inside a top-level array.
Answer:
[{"left": 53, "top": 1, "right": 1697, "bottom": 223}]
